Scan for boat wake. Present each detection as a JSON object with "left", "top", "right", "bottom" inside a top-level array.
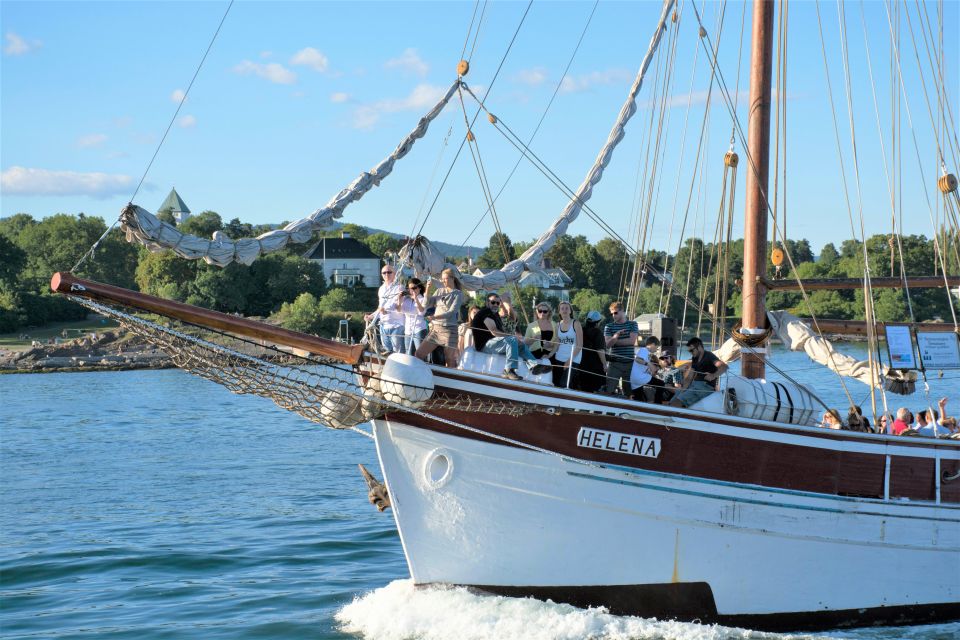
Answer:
[{"left": 335, "top": 579, "right": 869, "bottom": 640}]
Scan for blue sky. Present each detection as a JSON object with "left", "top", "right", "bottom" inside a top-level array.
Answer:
[{"left": 2, "top": 0, "right": 957, "bottom": 256}]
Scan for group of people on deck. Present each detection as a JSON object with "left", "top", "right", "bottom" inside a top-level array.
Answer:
[
  {"left": 822, "top": 397, "right": 958, "bottom": 438},
  {"left": 365, "top": 265, "right": 727, "bottom": 404}
]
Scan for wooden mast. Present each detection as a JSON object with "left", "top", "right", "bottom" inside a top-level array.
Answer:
[{"left": 740, "top": 0, "right": 776, "bottom": 380}]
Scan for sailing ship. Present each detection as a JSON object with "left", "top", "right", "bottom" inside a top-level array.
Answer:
[{"left": 50, "top": 0, "right": 959, "bottom": 632}]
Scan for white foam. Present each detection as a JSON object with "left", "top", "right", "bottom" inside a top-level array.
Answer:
[{"left": 335, "top": 579, "right": 838, "bottom": 640}]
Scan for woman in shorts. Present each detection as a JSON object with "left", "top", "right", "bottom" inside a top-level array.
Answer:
[{"left": 415, "top": 268, "right": 464, "bottom": 368}]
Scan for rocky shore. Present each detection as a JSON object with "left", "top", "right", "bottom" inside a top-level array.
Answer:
[{"left": 0, "top": 330, "right": 173, "bottom": 374}]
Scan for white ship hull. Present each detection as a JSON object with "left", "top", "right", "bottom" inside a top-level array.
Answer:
[{"left": 371, "top": 388, "right": 960, "bottom": 630}]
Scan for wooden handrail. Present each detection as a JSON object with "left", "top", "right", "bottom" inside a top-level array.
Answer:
[
  {"left": 761, "top": 275, "right": 960, "bottom": 291},
  {"left": 800, "top": 317, "right": 958, "bottom": 337},
  {"left": 50, "top": 272, "right": 366, "bottom": 364}
]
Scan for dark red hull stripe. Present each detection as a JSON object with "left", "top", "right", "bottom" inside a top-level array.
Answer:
[
  {"left": 387, "top": 401, "right": 960, "bottom": 504},
  {"left": 426, "top": 367, "right": 959, "bottom": 450},
  {"left": 427, "top": 582, "right": 960, "bottom": 632}
]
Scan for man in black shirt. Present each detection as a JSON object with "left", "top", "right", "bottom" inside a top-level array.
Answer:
[
  {"left": 670, "top": 337, "right": 728, "bottom": 407},
  {"left": 472, "top": 293, "right": 551, "bottom": 381}
]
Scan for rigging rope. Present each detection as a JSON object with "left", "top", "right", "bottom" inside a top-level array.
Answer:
[
  {"left": 458, "top": 0, "right": 600, "bottom": 251},
  {"left": 415, "top": 0, "right": 534, "bottom": 238},
  {"left": 72, "top": 0, "right": 235, "bottom": 274}
]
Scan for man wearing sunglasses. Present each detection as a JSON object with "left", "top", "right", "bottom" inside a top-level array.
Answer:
[
  {"left": 472, "top": 293, "right": 551, "bottom": 381},
  {"left": 670, "top": 337, "right": 728, "bottom": 407},
  {"left": 364, "top": 265, "right": 404, "bottom": 352}
]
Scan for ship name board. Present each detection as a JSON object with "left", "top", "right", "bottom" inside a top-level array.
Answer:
[{"left": 577, "top": 427, "right": 660, "bottom": 458}]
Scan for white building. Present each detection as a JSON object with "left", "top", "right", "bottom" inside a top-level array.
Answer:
[{"left": 303, "top": 234, "right": 380, "bottom": 288}]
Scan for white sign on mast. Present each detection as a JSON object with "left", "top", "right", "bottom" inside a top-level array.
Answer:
[
  {"left": 916, "top": 332, "right": 960, "bottom": 370},
  {"left": 885, "top": 324, "right": 917, "bottom": 370}
]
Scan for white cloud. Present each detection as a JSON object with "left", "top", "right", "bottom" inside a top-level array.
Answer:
[
  {"left": 290, "top": 47, "right": 329, "bottom": 73},
  {"left": 232, "top": 60, "right": 297, "bottom": 85},
  {"left": 259, "top": 50, "right": 273, "bottom": 59},
  {"left": 112, "top": 116, "right": 133, "bottom": 128},
  {"left": 352, "top": 83, "right": 447, "bottom": 129},
  {"left": 513, "top": 67, "right": 548, "bottom": 86},
  {"left": 384, "top": 48, "right": 428, "bottom": 77},
  {"left": 1, "top": 166, "right": 135, "bottom": 198},
  {"left": 4, "top": 31, "right": 40, "bottom": 56},
  {"left": 560, "top": 69, "right": 632, "bottom": 93},
  {"left": 177, "top": 115, "right": 197, "bottom": 128},
  {"left": 330, "top": 92, "right": 351, "bottom": 103},
  {"left": 77, "top": 133, "right": 108, "bottom": 148},
  {"left": 171, "top": 88, "right": 187, "bottom": 103}
]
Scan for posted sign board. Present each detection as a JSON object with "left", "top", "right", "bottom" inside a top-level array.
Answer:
[
  {"left": 885, "top": 324, "right": 917, "bottom": 369},
  {"left": 916, "top": 332, "right": 960, "bottom": 370}
]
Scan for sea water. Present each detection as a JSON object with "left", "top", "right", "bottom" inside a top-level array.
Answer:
[{"left": 2, "top": 349, "right": 958, "bottom": 640}]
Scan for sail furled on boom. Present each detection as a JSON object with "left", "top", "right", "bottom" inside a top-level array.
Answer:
[
  {"left": 713, "top": 311, "right": 917, "bottom": 395},
  {"left": 402, "top": 0, "right": 676, "bottom": 290},
  {"left": 120, "top": 80, "right": 461, "bottom": 267}
]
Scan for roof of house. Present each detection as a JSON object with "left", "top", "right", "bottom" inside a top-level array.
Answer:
[
  {"left": 159, "top": 187, "right": 190, "bottom": 214},
  {"left": 519, "top": 267, "right": 573, "bottom": 286},
  {"left": 303, "top": 237, "right": 379, "bottom": 261}
]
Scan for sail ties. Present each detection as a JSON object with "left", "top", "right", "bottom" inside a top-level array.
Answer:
[{"left": 120, "top": 79, "right": 462, "bottom": 266}]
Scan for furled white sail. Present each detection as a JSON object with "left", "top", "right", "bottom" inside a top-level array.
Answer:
[
  {"left": 401, "top": 0, "right": 676, "bottom": 290},
  {"left": 120, "top": 80, "right": 461, "bottom": 266},
  {"left": 715, "top": 310, "right": 916, "bottom": 394}
]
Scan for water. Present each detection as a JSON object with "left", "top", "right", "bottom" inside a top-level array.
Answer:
[{"left": 2, "top": 351, "right": 958, "bottom": 640}]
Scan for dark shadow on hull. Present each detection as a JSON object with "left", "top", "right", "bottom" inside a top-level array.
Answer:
[{"left": 418, "top": 582, "right": 960, "bottom": 632}]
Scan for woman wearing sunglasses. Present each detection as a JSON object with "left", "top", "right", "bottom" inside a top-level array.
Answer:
[
  {"left": 524, "top": 302, "right": 557, "bottom": 361},
  {"left": 395, "top": 277, "right": 427, "bottom": 355}
]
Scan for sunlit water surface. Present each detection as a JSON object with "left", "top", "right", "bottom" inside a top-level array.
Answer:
[{"left": 2, "top": 347, "right": 958, "bottom": 639}]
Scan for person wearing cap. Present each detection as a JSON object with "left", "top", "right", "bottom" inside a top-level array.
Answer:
[
  {"left": 575, "top": 310, "right": 607, "bottom": 393},
  {"left": 670, "top": 336, "right": 728, "bottom": 408}
]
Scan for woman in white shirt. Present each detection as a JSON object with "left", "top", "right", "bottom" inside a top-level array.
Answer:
[
  {"left": 396, "top": 277, "right": 427, "bottom": 355},
  {"left": 550, "top": 301, "right": 583, "bottom": 388}
]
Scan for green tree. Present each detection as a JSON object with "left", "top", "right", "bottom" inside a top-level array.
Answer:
[
  {"left": 0, "top": 213, "right": 36, "bottom": 242},
  {"left": 156, "top": 208, "right": 177, "bottom": 226},
  {"left": 278, "top": 292, "right": 324, "bottom": 334},
  {"left": 364, "top": 232, "right": 403, "bottom": 258},
  {"left": 223, "top": 217, "right": 254, "bottom": 239},
  {"left": 338, "top": 223, "right": 369, "bottom": 241},
  {"left": 247, "top": 254, "right": 326, "bottom": 316},
  {"left": 0, "top": 234, "right": 26, "bottom": 286},
  {"left": 818, "top": 243, "right": 839, "bottom": 266},
  {"left": 571, "top": 288, "right": 612, "bottom": 320},
  {"left": 15, "top": 213, "right": 110, "bottom": 291},
  {"left": 476, "top": 233, "right": 516, "bottom": 268},
  {"left": 186, "top": 263, "right": 252, "bottom": 312},
  {"left": 178, "top": 210, "right": 223, "bottom": 238},
  {"left": 135, "top": 250, "right": 197, "bottom": 300}
]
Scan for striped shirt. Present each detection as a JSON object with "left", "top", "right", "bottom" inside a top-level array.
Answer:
[{"left": 603, "top": 320, "right": 639, "bottom": 362}]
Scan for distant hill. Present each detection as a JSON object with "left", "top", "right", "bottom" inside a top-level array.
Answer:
[{"left": 326, "top": 222, "right": 483, "bottom": 260}]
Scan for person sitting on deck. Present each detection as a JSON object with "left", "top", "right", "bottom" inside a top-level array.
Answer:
[
  {"left": 630, "top": 336, "right": 668, "bottom": 404},
  {"left": 917, "top": 398, "right": 953, "bottom": 438},
  {"left": 669, "top": 337, "right": 728, "bottom": 408},
  {"left": 820, "top": 409, "right": 842, "bottom": 429},
  {"left": 844, "top": 406, "right": 871, "bottom": 432},
  {"left": 471, "top": 293, "right": 551, "bottom": 381},
  {"left": 892, "top": 407, "right": 914, "bottom": 435}
]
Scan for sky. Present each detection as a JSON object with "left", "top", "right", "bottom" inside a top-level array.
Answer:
[{"left": 2, "top": 0, "right": 957, "bottom": 256}]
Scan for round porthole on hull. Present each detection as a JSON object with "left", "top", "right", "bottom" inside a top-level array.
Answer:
[{"left": 423, "top": 448, "right": 453, "bottom": 489}]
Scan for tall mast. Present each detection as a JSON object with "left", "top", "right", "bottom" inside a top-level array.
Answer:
[{"left": 740, "top": 0, "right": 776, "bottom": 379}]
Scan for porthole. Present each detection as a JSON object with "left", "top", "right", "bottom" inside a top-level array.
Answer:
[{"left": 423, "top": 448, "right": 454, "bottom": 489}]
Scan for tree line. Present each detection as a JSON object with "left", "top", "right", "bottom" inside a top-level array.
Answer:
[{"left": 1, "top": 210, "right": 955, "bottom": 336}]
